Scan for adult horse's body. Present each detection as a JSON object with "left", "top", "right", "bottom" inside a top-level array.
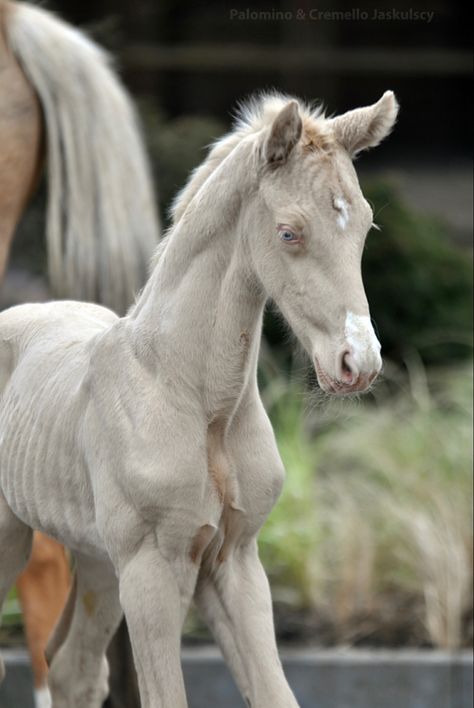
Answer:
[
  {"left": 0, "top": 3, "right": 159, "bottom": 705},
  {"left": 0, "top": 91, "right": 398, "bottom": 707}
]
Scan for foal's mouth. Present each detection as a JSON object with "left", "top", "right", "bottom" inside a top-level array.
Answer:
[{"left": 314, "top": 358, "right": 376, "bottom": 396}]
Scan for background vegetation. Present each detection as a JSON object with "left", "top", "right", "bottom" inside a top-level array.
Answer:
[{"left": 259, "top": 357, "right": 473, "bottom": 649}]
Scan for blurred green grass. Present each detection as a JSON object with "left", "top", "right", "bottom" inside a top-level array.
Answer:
[{"left": 1, "top": 589, "right": 21, "bottom": 627}]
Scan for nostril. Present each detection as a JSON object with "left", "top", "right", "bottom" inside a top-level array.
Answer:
[{"left": 340, "top": 351, "right": 358, "bottom": 384}]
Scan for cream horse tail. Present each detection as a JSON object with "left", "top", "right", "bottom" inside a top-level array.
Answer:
[{"left": 5, "top": 2, "right": 160, "bottom": 313}]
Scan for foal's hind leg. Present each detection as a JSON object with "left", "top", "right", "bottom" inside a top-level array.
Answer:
[
  {"left": 0, "top": 495, "right": 33, "bottom": 684},
  {"left": 47, "top": 553, "right": 122, "bottom": 708}
]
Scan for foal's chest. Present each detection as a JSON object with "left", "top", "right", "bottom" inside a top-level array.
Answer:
[{"left": 190, "top": 416, "right": 282, "bottom": 569}]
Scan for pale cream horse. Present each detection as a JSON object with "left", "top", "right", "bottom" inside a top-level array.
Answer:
[
  {"left": 0, "top": 90, "right": 398, "bottom": 708},
  {"left": 0, "top": 2, "right": 159, "bottom": 705}
]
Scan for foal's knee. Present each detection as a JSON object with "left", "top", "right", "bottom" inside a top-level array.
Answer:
[{"left": 118, "top": 539, "right": 200, "bottom": 627}]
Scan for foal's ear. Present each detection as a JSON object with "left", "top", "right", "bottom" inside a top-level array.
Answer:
[
  {"left": 264, "top": 101, "right": 303, "bottom": 165},
  {"left": 330, "top": 91, "right": 399, "bottom": 157}
]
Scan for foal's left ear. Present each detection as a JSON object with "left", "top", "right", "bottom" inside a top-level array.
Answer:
[
  {"left": 330, "top": 91, "right": 399, "bottom": 157},
  {"left": 265, "top": 101, "right": 303, "bottom": 165}
]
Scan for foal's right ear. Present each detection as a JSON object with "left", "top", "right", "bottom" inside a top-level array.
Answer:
[
  {"left": 329, "top": 91, "right": 399, "bottom": 157},
  {"left": 264, "top": 101, "right": 303, "bottom": 165}
]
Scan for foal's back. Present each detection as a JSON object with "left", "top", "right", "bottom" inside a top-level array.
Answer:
[
  {"left": 0, "top": 300, "right": 117, "bottom": 383},
  {"left": 0, "top": 301, "right": 117, "bottom": 552}
]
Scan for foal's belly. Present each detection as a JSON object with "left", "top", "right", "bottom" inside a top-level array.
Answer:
[{"left": 0, "top": 346, "right": 105, "bottom": 558}]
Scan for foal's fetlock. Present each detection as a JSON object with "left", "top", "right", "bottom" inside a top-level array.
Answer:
[{"left": 0, "top": 656, "right": 5, "bottom": 684}]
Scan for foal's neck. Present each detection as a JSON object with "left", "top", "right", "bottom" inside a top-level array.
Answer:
[{"left": 128, "top": 143, "right": 265, "bottom": 420}]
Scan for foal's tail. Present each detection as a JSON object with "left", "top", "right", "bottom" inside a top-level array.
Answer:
[{"left": 5, "top": 2, "right": 159, "bottom": 313}]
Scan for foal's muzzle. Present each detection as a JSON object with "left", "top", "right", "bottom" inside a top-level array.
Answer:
[{"left": 315, "top": 347, "right": 382, "bottom": 396}]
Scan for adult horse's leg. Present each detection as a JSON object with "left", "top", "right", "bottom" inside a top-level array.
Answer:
[
  {"left": 0, "top": 494, "right": 33, "bottom": 685},
  {"left": 16, "top": 532, "right": 70, "bottom": 706},
  {"left": 47, "top": 553, "right": 122, "bottom": 708}
]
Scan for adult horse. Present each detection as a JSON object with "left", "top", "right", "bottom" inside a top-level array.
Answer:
[
  {"left": 0, "top": 90, "right": 398, "bottom": 707},
  {"left": 0, "top": 0, "right": 159, "bottom": 307},
  {"left": 0, "top": 3, "right": 159, "bottom": 705}
]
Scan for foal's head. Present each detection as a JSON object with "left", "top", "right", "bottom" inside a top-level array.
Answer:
[{"left": 246, "top": 92, "right": 399, "bottom": 395}]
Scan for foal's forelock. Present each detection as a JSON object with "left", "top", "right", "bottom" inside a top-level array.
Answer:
[{"left": 171, "top": 93, "right": 329, "bottom": 224}]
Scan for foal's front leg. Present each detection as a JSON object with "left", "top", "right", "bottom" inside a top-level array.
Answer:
[
  {"left": 195, "top": 394, "right": 299, "bottom": 707},
  {"left": 117, "top": 533, "right": 202, "bottom": 708},
  {"left": 195, "top": 540, "right": 299, "bottom": 708}
]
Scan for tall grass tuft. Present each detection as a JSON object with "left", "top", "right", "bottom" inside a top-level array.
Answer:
[{"left": 260, "top": 360, "right": 473, "bottom": 648}]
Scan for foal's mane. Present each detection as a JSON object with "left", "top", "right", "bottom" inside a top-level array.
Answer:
[{"left": 170, "top": 92, "right": 329, "bottom": 224}]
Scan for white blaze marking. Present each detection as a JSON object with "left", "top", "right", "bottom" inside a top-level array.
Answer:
[
  {"left": 334, "top": 197, "right": 349, "bottom": 230},
  {"left": 345, "top": 312, "right": 382, "bottom": 372},
  {"left": 35, "top": 687, "right": 52, "bottom": 708}
]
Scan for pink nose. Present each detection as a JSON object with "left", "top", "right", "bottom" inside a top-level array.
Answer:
[
  {"left": 340, "top": 351, "right": 359, "bottom": 385},
  {"left": 338, "top": 350, "right": 380, "bottom": 390}
]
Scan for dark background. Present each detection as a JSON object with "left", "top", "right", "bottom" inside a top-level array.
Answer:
[{"left": 45, "top": 0, "right": 472, "bottom": 165}]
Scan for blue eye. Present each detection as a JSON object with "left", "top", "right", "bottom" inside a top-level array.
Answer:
[{"left": 277, "top": 224, "right": 301, "bottom": 245}]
